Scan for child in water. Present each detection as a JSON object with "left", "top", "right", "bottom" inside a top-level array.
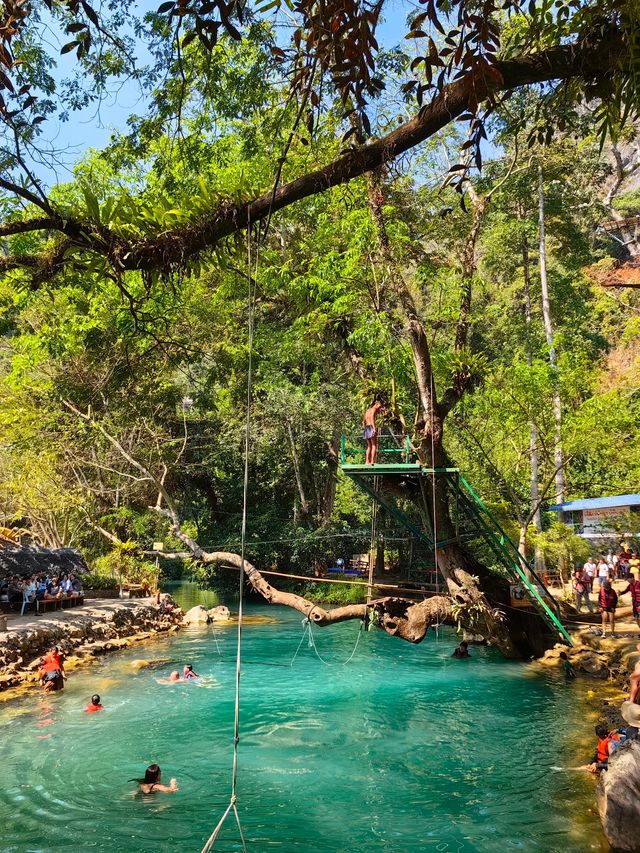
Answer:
[
  {"left": 85, "top": 694, "right": 103, "bottom": 712},
  {"left": 559, "top": 651, "right": 576, "bottom": 680},
  {"left": 183, "top": 664, "right": 200, "bottom": 680}
]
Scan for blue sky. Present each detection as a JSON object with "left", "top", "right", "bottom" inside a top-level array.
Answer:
[{"left": 34, "top": 1, "right": 414, "bottom": 184}]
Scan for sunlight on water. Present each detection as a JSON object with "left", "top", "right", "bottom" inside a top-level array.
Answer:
[{"left": 0, "top": 594, "right": 604, "bottom": 852}]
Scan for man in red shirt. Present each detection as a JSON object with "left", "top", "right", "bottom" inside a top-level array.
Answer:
[
  {"left": 599, "top": 580, "right": 618, "bottom": 638},
  {"left": 623, "top": 572, "right": 640, "bottom": 633}
]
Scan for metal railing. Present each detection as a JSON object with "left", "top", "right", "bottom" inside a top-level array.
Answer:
[{"left": 340, "top": 432, "right": 414, "bottom": 465}]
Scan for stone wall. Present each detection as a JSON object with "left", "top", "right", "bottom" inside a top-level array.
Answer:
[{"left": 0, "top": 599, "right": 183, "bottom": 694}]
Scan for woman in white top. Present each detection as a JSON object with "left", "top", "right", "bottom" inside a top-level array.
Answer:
[{"left": 597, "top": 557, "right": 610, "bottom": 589}]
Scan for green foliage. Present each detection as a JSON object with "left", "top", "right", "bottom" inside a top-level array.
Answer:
[
  {"left": 82, "top": 572, "right": 119, "bottom": 590},
  {"left": 295, "top": 582, "right": 366, "bottom": 606},
  {"left": 92, "top": 548, "right": 159, "bottom": 585},
  {"left": 533, "top": 522, "right": 590, "bottom": 581}
]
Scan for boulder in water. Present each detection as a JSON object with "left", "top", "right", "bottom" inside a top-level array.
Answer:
[
  {"left": 182, "top": 605, "right": 212, "bottom": 625},
  {"left": 596, "top": 739, "right": 640, "bottom": 852},
  {"left": 207, "top": 606, "right": 230, "bottom": 622}
]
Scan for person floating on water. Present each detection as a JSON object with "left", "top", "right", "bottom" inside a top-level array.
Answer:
[
  {"left": 452, "top": 641, "right": 470, "bottom": 658},
  {"left": 363, "top": 394, "right": 385, "bottom": 465},
  {"left": 183, "top": 664, "right": 200, "bottom": 680},
  {"left": 559, "top": 651, "right": 576, "bottom": 680},
  {"left": 130, "top": 764, "right": 178, "bottom": 794},
  {"left": 85, "top": 694, "right": 103, "bottom": 712}
]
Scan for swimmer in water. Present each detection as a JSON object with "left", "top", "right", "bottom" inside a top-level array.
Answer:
[
  {"left": 183, "top": 664, "right": 200, "bottom": 680},
  {"left": 86, "top": 694, "right": 103, "bottom": 712},
  {"left": 157, "top": 670, "right": 182, "bottom": 684},
  {"left": 130, "top": 764, "right": 178, "bottom": 794}
]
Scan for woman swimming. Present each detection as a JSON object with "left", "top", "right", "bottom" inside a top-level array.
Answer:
[
  {"left": 183, "top": 664, "right": 200, "bottom": 680},
  {"left": 130, "top": 764, "right": 178, "bottom": 794}
]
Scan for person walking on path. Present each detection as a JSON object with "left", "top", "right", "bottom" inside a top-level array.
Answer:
[
  {"left": 573, "top": 568, "right": 593, "bottom": 613},
  {"left": 622, "top": 573, "right": 640, "bottom": 634},
  {"left": 599, "top": 579, "right": 618, "bottom": 637},
  {"left": 583, "top": 557, "right": 596, "bottom": 593},
  {"left": 597, "top": 556, "right": 610, "bottom": 590},
  {"left": 363, "top": 395, "right": 385, "bottom": 465}
]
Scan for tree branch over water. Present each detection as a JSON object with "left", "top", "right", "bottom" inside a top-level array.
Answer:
[{"left": 0, "top": 28, "right": 625, "bottom": 280}]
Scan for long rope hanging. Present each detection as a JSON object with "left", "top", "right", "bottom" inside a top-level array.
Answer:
[
  {"left": 429, "top": 372, "right": 440, "bottom": 637},
  {"left": 289, "top": 617, "right": 363, "bottom": 668},
  {"left": 201, "top": 221, "right": 257, "bottom": 853}
]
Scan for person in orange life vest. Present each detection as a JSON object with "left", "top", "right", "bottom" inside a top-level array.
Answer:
[
  {"left": 587, "top": 724, "right": 621, "bottom": 772},
  {"left": 599, "top": 580, "right": 618, "bottom": 638},
  {"left": 623, "top": 573, "right": 640, "bottom": 633},
  {"left": 85, "top": 694, "right": 103, "bottom": 712},
  {"left": 40, "top": 647, "right": 66, "bottom": 691}
]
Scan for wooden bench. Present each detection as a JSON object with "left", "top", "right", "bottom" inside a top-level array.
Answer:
[{"left": 36, "top": 598, "right": 61, "bottom": 614}]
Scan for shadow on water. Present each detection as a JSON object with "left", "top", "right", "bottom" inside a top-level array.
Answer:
[{"left": 0, "top": 582, "right": 605, "bottom": 852}]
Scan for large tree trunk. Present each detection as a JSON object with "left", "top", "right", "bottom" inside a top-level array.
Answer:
[
  {"left": 366, "top": 173, "right": 560, "bottom": 658},
  {"left": 522, "top": 233, "right": 545, "bottom": 573},
  {"left": 538, "top": 166, "right": 565, "bottom": 510}
]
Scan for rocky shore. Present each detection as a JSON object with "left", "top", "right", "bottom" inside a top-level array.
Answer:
[
  {"left": 0, "top": 598, "right": 184, "bottom": 699},
  {"left": 539, "top": 627, "right": 640, "bottom": 853}
]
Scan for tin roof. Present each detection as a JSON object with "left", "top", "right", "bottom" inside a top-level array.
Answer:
[{"left": 549, "top": 494, "right": 640, "bottom": 512}]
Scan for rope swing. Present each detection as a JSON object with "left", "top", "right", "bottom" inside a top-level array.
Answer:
[{"left": 201, "top": 218, "right": 257, "bottom": 853}]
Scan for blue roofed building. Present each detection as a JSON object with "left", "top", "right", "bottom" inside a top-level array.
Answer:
[{"left": 549, "top": 494, "right": 640, "bottom": 538}]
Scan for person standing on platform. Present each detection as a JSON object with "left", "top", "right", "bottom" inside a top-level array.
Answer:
[{"left": 363, "top": 395, "right": 385, "bottom": 465}]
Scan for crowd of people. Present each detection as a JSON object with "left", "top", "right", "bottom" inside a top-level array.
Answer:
[
  {"left": 0, "top": 572, "right": 84, "bottom": 611},
  {"left": 572, "top": 545, "right": 640, "bottom": 637},
  {"left": 582, "top": 642, "right": 640, "bottom": 773}
]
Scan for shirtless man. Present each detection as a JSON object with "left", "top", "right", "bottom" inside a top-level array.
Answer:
[{"left": 363, "top": 395, "right": 384, "bottom": 465}]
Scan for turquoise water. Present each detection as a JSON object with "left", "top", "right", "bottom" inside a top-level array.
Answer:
[{"left": 0, "top": 598, "right": 602, "bottom": 852}]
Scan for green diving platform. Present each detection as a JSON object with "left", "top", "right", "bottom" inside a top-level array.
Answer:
[
  {"left": 341, "top": 463, "right": 422, "bottom": 475},
  {"left": 340, "top": 433, "right": 572, "bottom": 645}
]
